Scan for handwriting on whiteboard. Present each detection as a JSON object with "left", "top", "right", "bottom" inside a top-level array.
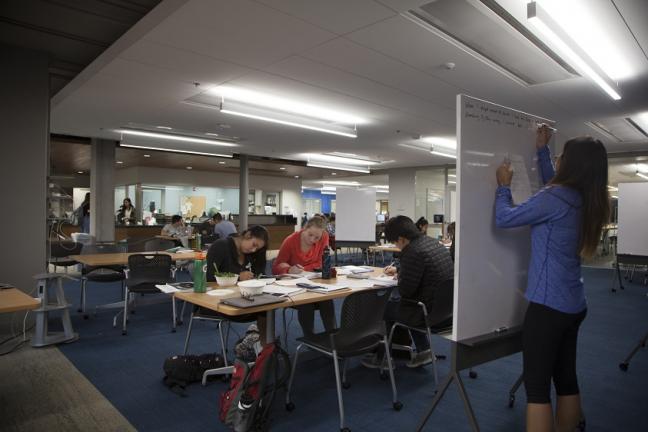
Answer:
[{"left": 464, "top": 100, "right": 539, "bottom": 130}]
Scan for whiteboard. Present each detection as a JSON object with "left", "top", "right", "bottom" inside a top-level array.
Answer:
[
  {"left": 453, "top": 94, "right": 555, "bottom": 341},
  {"left": 335, "top": 187, "right": 377, "bottom": 243},
  {"left": 617, "top": 182, "right": 648, "bottom": 256}
]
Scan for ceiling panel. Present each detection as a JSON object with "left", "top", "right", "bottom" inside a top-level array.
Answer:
[
  {"left": 614, "top": 0, "right": 648, "bottom": 56},
  {"left": 255, "top": 0, "right": 396, "bottom": 35},
  {"left": 143, "top": 0, "right": 335, "bottom": 69}
]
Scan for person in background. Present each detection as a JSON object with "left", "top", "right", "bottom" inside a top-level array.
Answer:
[
  {"left": 213, "top": 212, "right": 237, "bottom": 239},
  {"left": 117, "top": 198, "right": 136, "bottom": 225},
  {"left": 495, "top": 125, "right": 608, "bottom": 432},
  {"left": 301, "top": 212, "right": 308, "bottom": 228},
  {"left": 445, "top": 222, "right": 456, "bottom": 261},
  {"left": 272, "top": 215, "right": 336, "bottom": 336},
  {"left": 78, "top": 192, "right": 90, "bottom": 233},
  {"left": 326, "top": 212, "right": 336, "bottom": 237},
  {"left": 415, "top": 217, "right": 429, "bottom": 234},
  {"left": 199, "top": 214, "right": 218, "bottom": 236},
  {"left": 206, "top": 225, "right": 268, "bottom": 282},
  {"left": 363, "top": 215, "right": 453, "bottom": 369},
  {"left": 161, "top": 215, "right": 184, "bottom": 237}
]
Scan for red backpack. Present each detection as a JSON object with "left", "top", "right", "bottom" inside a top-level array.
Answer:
[{"left": 219, "top": 341, "right": 291, "bottom": 431}]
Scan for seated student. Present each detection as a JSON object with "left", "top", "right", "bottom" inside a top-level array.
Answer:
[
  {"left": 206, "top": 225, "right": 268, "bottom": 281},
  {"left": 213, "top": 212, "right": 237, "bottom": 239},
  {"left": 199, "top": 214, "right": 218, "bottom": 236},
  {"left": 161, "top": 215, "right": 185, "bottom": 237},
  {"left": 363, "top": 215, "right": 454, "bottom": 368},
  {"left": 415, "top": 217, "right": 429, "bottom": 234},
  {"left": 272, "top": 215, "right": 336, "bottom": 336}
]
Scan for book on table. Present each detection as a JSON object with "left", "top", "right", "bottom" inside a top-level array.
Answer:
[{"left": 295, "top": 282, "right": 350, "bottom": 294}]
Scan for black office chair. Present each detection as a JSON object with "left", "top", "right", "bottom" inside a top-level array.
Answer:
[
  {"left": 79, "top": 243, "right": 126, "bottom": 320},
  {"left": 48, "top": 241, "right": 83, "bottom": 273},
  {"left": 286, "top": 287, "right": 402, "bottom": 432},
  {"left": 386, "top": 278, "right": 455, "bottom": 386},
  {"left": 122, "top": 254, "right": 175, "bottom": 335}
]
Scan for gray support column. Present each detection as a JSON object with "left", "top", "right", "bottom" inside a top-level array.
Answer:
[
  {"left": 90, "top": 139, "right": 116, "bottom": 242},
  {"left": 135, "top": 183, "right": 143, "bottom": 222},
  {"left": 239, "top": 154, "right": 249, "bottom": 231},
  {"left": 0, "top": 45, "right": 48, "bottom": 306}
]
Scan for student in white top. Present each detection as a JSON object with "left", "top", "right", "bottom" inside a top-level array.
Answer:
[{"left": 161, "top": 215, "right": 185, "bottom": 237}]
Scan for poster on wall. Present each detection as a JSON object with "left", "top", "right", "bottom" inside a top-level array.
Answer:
[{"left": 181, "top": 196, "right": 206, "bottom": 219}]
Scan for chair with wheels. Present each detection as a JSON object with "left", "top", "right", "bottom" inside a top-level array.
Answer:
[
  {"left": 48, "top": 241, "right": 83, "bottom": 273},
  {"left": 78, "top": 243, "right": 126, "bottom": 319},
  {"left": 386, "top": 278, "right": 455, "bottom": 386},
  {"left": 121, "top": 253, "right": 176, "bottom": 335},
  {"left": 144, "top": 238, "right": 176, "bottom": 252},
  {"left": 286, "top": 287, "right": 402, "bottom": 432}
]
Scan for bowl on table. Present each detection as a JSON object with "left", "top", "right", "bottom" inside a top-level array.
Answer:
[
  {"left": 216, "top": 275, "right": 239, "bottom": 287},
  {"left": 237, "top": 279, "right": 266, "bottom": 297}
]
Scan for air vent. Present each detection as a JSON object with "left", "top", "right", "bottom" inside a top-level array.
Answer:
[
  {"left": 404, "top": 0, "right": 578, "bottom": 86},
  {"left": 586, "top": 118, "right": 648, "bottom": 142}
]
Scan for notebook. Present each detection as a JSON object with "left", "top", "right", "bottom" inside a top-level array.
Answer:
[
  {"left": 221, "top": 294, "right": 287, "bottom": 309},
  {"left": 295, "top": 282, "right": 350, "bottom": 294}
]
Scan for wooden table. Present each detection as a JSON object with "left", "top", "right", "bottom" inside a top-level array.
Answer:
[
  {"left": 0, "top": 288, "right": 41, "bottom": 313},
  {"left": 69, "top": 251, "right": 201, "bottom": 267},
  {"left": 367, "top": 245, "right": 401, "bottom": 266}
]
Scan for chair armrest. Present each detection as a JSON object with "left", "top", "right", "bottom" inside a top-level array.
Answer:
[{"left": 400, "top": 297, "right": 429, "bottom": 317}]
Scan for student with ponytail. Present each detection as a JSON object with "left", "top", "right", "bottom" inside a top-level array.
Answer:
[{"left": 495, "top": 125, "right": 610, "bottom": 432}]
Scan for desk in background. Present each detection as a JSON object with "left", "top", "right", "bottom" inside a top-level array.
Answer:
[
  {"left": 0, "top": 288, "right": 40, "bottom": 313},
  {"left": 69, "top": 251, "right": 201, "bottom": 267}
]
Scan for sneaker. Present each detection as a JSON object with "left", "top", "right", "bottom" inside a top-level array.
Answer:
[
  {"left": 406, "top": 350, "right": 433, "bottom": 368},
  {"left": 361, "top": 353, "right": 383, "bottom": 369}
]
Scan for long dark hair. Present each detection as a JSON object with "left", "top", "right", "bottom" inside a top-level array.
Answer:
[
  {"left": 550, "top": 136, "right": 610, "bottom": 258},
  {"left": 239, "top": 225, "right": 269, "bottom": 274}
]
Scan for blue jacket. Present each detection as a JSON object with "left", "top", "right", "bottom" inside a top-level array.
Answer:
[{"left": 495, "top": 146, "right": 585, "bottom": 313}]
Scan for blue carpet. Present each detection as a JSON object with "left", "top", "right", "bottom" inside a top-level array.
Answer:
[{"left": 57, "top": 266, "right": 648, "bottom": 431}]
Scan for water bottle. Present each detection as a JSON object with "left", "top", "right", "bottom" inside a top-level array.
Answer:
[
  {"left": 195, "top": 233, "right": 202, "bottom": 250},
  {"left": 193, "top": 254, "right": 207, "bottom": 293},
  {"left": 321, "top": 247, "right": 331, "bottom": 279}
]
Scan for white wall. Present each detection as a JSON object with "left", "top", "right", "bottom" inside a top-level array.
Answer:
[{"left": 114, "top": 166, "right": 302, "bottom": 216}]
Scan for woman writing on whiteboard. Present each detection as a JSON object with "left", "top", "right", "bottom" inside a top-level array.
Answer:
[
  {"left": 495, "top": 125, "right": 609, "bottom": 432},
  {"left": 272, "top": 215, "right": 336, "bottom": 336}
]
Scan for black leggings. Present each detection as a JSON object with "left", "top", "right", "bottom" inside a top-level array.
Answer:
[{"left": 523, "top": 302, "right": 587, "bottom": 404}]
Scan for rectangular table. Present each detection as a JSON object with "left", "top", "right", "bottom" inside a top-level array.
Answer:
[
  {"left": 0, "top": 288, "right": 41, "bottom": 313},
  {"left": 69, "top": 251, "right": 201, "bottom": 267}
]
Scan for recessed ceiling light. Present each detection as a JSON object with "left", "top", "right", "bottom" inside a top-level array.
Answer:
[
  {"left": 294, "top": 175, "right": 300, "bottom": 179},
  {"left": 279, "top": 167, "right": 286, "bottom": 170},
  {"left": 331, "top": 172, "right": 337, "bottom": 176},
  {"left": 218, "top": 161, "right": 226, "bottom": 165},
  {"left": 205, "top": 132, "right": 219, "bottom": 136},
  {"left": 116, "top": 161, "right": 123, "bottom": 164},
  {"left": 143, "top": 154, "right": 151, "bottom": 158},
  {"left": 77, "top": 171, "right": 84, "bottom": 174},
  {"left": 186, "top": 166, "right": 193, "bottom": 170},
  {"left": 156, "top": 126, "right": 173, "bottom": 130}
]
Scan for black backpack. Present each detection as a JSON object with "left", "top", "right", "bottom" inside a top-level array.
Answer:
[{"left": 163, "top": 353, "right": 225, "bottom": 396}]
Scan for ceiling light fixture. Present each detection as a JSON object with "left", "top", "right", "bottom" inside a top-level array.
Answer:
[
  {"left": 143, "top": 154, "right": 151, "bottom": 158},
  {"left": 116, "top": 161, "right": 124, "bottom": 164},
  {"left": 637, "top": 171, "right": 648, "bottom": 180},
  {"left": 186, "top": 166, "right": 193, "bottom": 170},
  {"left": 218, "top": 161, "right": 226, "bottom": 165},
  {"left": 331, "top": 172, "right": 337, "bottom": 176},
  {"left": 306, "top": 162, "right": 370, "bottom": 174},
  {"left": 306, "top": 153, "right": 380, "bottom": 166},
  {"left": 420, "top": 136, "right": 457, "bottom": 149},
  {"left": 627, "top": 111, "right": 648, "bottom": 137},
  {"left": 120, "top": 143, "right": 233, "bottom": 158},
  {"left": 116, "top": 128, "right": 237, "bottom": 147},
  {"left": 431, "top": 148, "right": 457, "bottom": 159},
  {"left": 527, "top": 1, "right": 621, "bottom": 100},
  {"left": 319, "top": 180, "right": 361, "bottom": 186},
  {"left": 219, "top": 100, "right": 358, "bottom": 138},
  {"left": 156, "top": 126, "right": 173, "bottom": 130},
  {"left": 279, "top": 167, "right": 286, "bottom": 170},
  {"left": 77, "top": 171, "right": 84, "bottom": 174},
  {"left": 321, "top": 191, "right": 336, "bottom": 195}
]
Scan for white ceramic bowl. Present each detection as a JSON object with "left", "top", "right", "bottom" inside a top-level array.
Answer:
[
  {"left": 216, "top": 275, "right": 239, "bottom": 287},
  {"left": 237, "top": 279, "right": 266, "bottom": 297}
]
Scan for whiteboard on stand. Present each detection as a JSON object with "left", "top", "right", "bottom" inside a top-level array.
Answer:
[
  {"left": 453, "top": 94, "right": 555, "bottom": 341},
  {"left": 617, "top": 182, "right": 648, "bottom": 256},
  {"left": 335, "top": 187, "right": 377, "bottom": 243}
]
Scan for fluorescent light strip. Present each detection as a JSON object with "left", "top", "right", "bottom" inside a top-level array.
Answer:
[
  {"left": 431, "top": 150, "right": 457, "bottom": 159},
  {"left": 116, "top": 129, "right": 237, "bottom": 147},
  {"left": 220, "top": 101, "right": 357, "bottom": 138},
  {"left": 120, "top": 143, "right": 233, "bottom": 158},
  {"left": 321, "top": 191, "right": 336, "bottom": 195},
  {"left": 306, "top": 153, "right": 379, "bottom": 166},
  {"left": 527, "top": 2, "right": 621, "bottom": 101},
  {"left": 319, "top": 181, "right": 361, "bottom": 186},
  {"left": 306, "top": 162, "right": 370, "bottom": 174},
  {"left": 637, "top": 172, "right": 648, "bottom": 180}
]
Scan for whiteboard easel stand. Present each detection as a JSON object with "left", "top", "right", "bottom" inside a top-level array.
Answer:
[
  {"left": 611, "top": 254, "right": 648, "bottom": 292},
  {"left": 416, "top": 327, "right": 523, "bottom": 432}
]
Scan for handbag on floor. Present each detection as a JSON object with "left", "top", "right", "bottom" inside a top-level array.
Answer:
[
  {"left": 162, "top": 353, "right": 225, "bottom": 396},
  {"left": 219, "top": 341, "right": 291, "bottom": 431}
]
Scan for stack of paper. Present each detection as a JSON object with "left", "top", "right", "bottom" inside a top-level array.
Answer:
[
  {"left": 263, "top": 285, "right": 305, "bottom": 297},
  {"left": 368, "top": 275, "right": 398, "bottom": 287},
  {"left": 296, "top": 282, "right": 350, "bottom": 293},
  {"left": 336, "top": 265, "right": 374, "bottom": 275},
  {"left": 275, "top": 271, "right": 321, "bottom": 280}
]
